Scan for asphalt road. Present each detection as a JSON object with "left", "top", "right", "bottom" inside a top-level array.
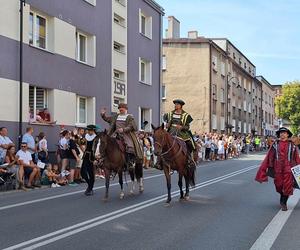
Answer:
[{"left": 1, "top": 153, "right": 300, "bottom": 250}]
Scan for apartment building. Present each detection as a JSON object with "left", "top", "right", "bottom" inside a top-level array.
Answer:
[
  {"left": 162, "top": 17, "right": 259, "bottom": 134},
  {"left": 0, "top": 0, "right": 163, "bottom": 149},
  {"left": 212, "top": 39, "right": 258, "bottom": 135},
  {"left": 256, "top": 76, "right": 277, "bottom": 135}
]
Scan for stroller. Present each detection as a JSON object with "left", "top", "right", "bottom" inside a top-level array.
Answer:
[{"left": 0, "top": 165, "right": 17, "bottom": 191}]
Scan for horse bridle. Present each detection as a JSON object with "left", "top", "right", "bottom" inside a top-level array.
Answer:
[{"left": 154, "top": 131, "right": 182, "bottom": 161}]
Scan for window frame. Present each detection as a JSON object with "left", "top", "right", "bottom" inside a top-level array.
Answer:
[
  {"left": 76, "top": 31, "right": 88, "bottom": 63},
  {"left": 29, "top": 85, "right": 48, "bottom": 123},
  {"left": 113, "top": 41, "right": 126, "bottom": 54},
  {"left": 29, "top": 11, "right": 48, "bottom": 50},
  {"left": 84, "top": 0, "right": 96, "bottom": 6},
  {"left": 139, "top": 57, "right": 152, "bottom": 85},
  {"left": 76, "top": 96, "right": 88, "bottom": 126},
  {"left": 162, "top": 85, "right": 167, "bottom": 100},
  {"left": 139, "top": 9, "right": 152, "bottom": 39}
]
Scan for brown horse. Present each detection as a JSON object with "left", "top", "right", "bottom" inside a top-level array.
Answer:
[
  {"left": 152, "top": 124, "right": 196, "bottom": 204},
  {"left": 96, "top": 130, "right": 144, "bottom": 200}
]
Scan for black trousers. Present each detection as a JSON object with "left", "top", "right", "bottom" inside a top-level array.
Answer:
[
  {"left": 205, "top": 148, "right": 211, "bottom": 160},
  {"left": 81, "top": 160, "right": 95, "bottom": 191}
]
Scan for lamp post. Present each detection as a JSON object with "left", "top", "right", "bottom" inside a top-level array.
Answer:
[
  {"left": 19, "top": 0, "right": 26, "bottom": 148},
  {"left": 226, "top": 75, "right": 241, "bottom": 134}
]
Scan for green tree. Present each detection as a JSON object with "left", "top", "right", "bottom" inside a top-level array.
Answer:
[{"left": 275, "top": 81, "right": 300, "bottom": 135}]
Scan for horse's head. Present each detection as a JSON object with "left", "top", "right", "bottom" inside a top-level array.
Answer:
[
  {"left": 98, "top": 129, "right": 109, "bottom": 155},
  {"left": 151, "top": 123, "right": 167, "bottom": 156}
]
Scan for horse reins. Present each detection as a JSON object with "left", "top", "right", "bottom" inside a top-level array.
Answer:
[{"left": 155, "top": 131, "right": 183, "bottom": 161}]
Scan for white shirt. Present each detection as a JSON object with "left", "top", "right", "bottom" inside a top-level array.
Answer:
[
  {"left": 16, "top": 150, "right": 32, "bottom": 165},
  {"left": 38, "top": 138, "right": 48, "bottom": 151},
  {"left": 0, "top": 135, "right": 13, "bottom": 160},
  {"left": 59, "top": 137, "right": 69, "bottom": 150}
]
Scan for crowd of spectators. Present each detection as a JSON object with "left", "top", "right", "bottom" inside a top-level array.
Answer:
[{"left": 1, "top": 125, "right": 299, "bottom": 192}]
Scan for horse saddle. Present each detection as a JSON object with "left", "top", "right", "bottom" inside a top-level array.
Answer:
[
  {"left": 173, "top": 136, "right": 188, "bottom": 156},
  {"left": 116, "top": 139, "right": 126, "bottom": 153}
]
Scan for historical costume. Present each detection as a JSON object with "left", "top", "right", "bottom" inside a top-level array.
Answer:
[
  {"left": 163, "top": 99, "right": 196, "bottom": 167},
  {"left": 81, "top": 125, "right": 97, "bottom": 196},
  {"left": 101, "top": 103, "right": 143, "bottom": 170},
  {"left": 255, "top": 127, "right": 300, "bottom": 211}
]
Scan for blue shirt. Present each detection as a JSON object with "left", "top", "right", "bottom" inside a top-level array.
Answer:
[{"left": 22, "top": 133, "right": 35, "bottom": 154}]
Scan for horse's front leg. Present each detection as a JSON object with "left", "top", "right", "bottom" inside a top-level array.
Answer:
[
  {"left": 178, "top": 173, "right": 184, "bottom": 200},
  {"left": 164, "top": 165, "right": 172, "bottom": 203},
  {"left": 184, "top": 174, "right": 190, "bottom": 200},
  {"left": 129, "top": 169, "right": 135, "bottom": 194},
  {"left": 135, "top": 161, "right": 144, "bottom": 193},
  {"left": 119, "top": 170, "right": 125, "bottom": 199},
  {"left": 103, "top": 169, "right": 110, "bottom": 200}
]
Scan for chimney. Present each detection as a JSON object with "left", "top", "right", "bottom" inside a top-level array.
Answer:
[
  {"left": 188, "top": 31, "right": 198, "bottom": 39},
  {"left": 166, "top": 16, "right": 180, "bottom": 39}
]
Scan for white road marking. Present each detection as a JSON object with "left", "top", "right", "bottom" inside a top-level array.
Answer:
[
  {"left": 250, "top": 190, "right": 300, "bottom": 250},
  {"left": 3, "top": 165, "right": 258, "bottom": 250},
  {"left": 0, "top": 173, "right": 164, "bottom": 211},
  {"left": 0, "top": 155, "right": 259, "bottom": 211}
]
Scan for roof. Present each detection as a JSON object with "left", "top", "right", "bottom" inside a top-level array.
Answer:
[
  {"left": 256, "top": 76, "right": 274, "bottom": 90},
  {"left": 163, "top": 38, "right": 231, "bottom": 57},
  {"left": 144, "top": 0, "right": 165, "bottom": 15},
  {"left": 210, "top": 38, "right": 256, "bottom": 68},
  {"left": 163, "top": 38, "right": 210, "bottom": 44}
]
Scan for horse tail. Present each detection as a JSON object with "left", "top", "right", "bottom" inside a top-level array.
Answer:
[{"left": 188, "top": 166, "right": 196, "bottom": 187}]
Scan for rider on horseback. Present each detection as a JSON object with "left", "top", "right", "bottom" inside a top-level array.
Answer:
[
  {"left": 156, "top": 99, "right": 196, "bottom": 169},
  {"left": 100, "top": 103, "right": 143, "bottom": 171}
]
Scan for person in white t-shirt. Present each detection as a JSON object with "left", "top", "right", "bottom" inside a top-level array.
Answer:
[
  {"left": 16, "top": 142, "right": 40, "bottom": 189},
  {"left": 0, "top": 127, "right": 15, "bottom": 164}
]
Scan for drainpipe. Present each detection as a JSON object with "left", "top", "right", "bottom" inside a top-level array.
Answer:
[
  {"left": 19, "top": 0, "right": 25, "bottom": 148},
  {"left": 158, "top": 13, "right": 163, "bottom": 125},
  {"left": 209, "top": 43, "right": 212, "bottom": 132}
]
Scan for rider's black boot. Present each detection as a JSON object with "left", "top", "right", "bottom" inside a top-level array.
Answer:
[{"left": 187, "top": 152, "right": 196, "bottom": 169}]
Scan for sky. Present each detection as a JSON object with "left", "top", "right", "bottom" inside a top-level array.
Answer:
[{"left": 155, "top": 0, "right": 300, "bottom": 85}]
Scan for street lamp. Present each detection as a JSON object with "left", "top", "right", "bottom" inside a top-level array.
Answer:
[
  {"left": 19, "top": 0, "right": 26, "bottom": 148},
  {"left": 226, "top": 75, "right": 241, "bottom": 134}
]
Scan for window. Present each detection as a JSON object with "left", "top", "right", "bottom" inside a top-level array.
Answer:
[
  {"left": 212, "top": 56, "right": 218, "bottom": 72},
  {"left": 221, "top": 62, "right": 225, "bottom": 76},
  {"left": 162, "top": 85, "right": 166, "bottom": 100},
  {"left": 113, "top": 97, "right": 125, "bottom": 112},
  {"left": 221, "top": 103, "right": 225, "bottom": 116},
  {"left": 114, "top": 41, "right": 125, "bottom": 54},
  {"left": 29, "top": 12, "right": 47, "bottom": 49},
  {"left": 162, "top": 55, "right": 167, "bottom": 71},
  {"left": 29, "top": 86, "right": 48, "bottom": 122},
  {"left": 139, "top": 9, "right": 152, "bottom": 39},
  {"left": 139, "top": 107, "right": 152, "bottom": 131},
  {"left": 115, "top": 0, "right": 126, "bottom": 6},
  {"left": 220, "top": 88, "right": 225, "bottom": 103},
  {"left": 84, "top": 0, "right": 96, "bottom": 6},
  {"left": 212, "top": 84, "right": 217, "bottom": 100},
  {"left": 114, "top": 13, "right": 126, "bottom": 27},
  {"left": 212, "top": 100, "right": 217, "bottom": 114},
  {"left": 114, "top": 69, "right": 125, "bottom": 81},
  {"left": 139, "top": 58, "right": 152, "bottom": 85},
  {"left": 77, "top": 96, "right": 87, "bottom": 125},
  {"left": 76, "top": 32, "right": 87, "bottom": 63}
]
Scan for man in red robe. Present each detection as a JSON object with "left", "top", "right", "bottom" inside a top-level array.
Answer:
[{"left": 255, "top": 127, "right": 300, "bottom": 211}]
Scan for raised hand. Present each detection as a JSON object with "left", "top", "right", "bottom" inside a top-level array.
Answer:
[{"left": 100, "top": 107, "right": 107, "bottom": 115}]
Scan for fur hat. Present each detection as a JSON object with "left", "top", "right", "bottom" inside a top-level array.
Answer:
[
  {"left": 118, "top": 103, "right": 128, "bottom": 110},
  {"left": 276, "top": 127, "right": 293, "bottom": 138},
  {"left": 173, "top": 99, "right": 185, "bottom": 106}
]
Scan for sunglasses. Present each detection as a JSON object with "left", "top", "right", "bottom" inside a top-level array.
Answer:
[{"left": 21, "top": 145, "right": 27, "bottom": 148}]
